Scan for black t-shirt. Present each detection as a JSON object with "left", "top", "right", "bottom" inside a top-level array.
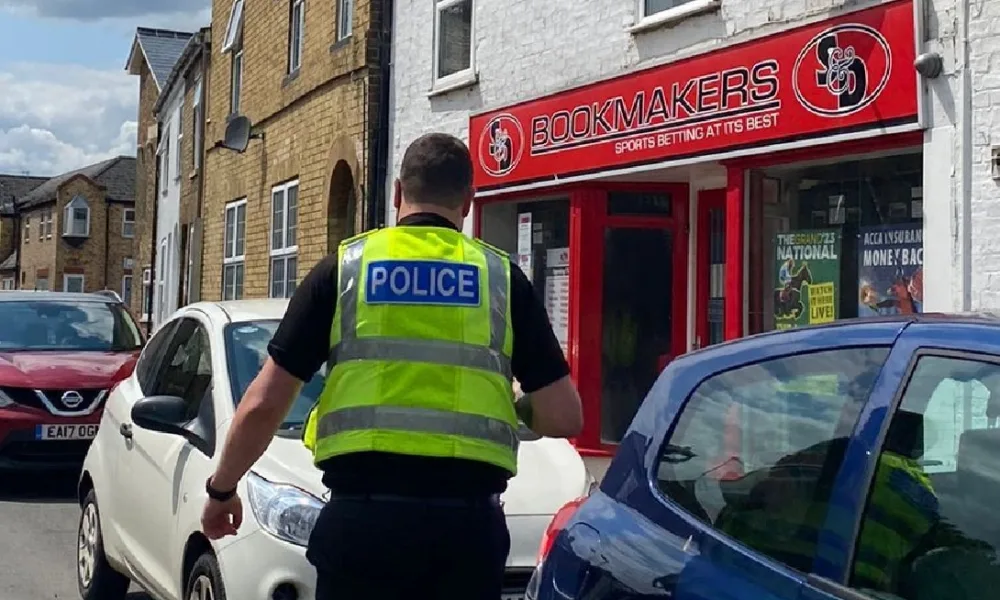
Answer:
[{"left": 267, "top": 212, "right": 570, "bottom": 497}]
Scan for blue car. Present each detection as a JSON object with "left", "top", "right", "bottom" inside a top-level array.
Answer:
[{"left": 528, "top": 314, "right": 1000, "bottom": 600}]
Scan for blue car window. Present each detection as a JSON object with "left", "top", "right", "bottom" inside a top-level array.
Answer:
[
  {"left": 655, "top": 346, "right": 890, "bottom": 573},
  {"left": 850, "top": 355, "right": 1000, "bottom": 600}
]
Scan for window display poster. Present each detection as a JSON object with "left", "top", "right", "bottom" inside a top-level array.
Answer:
[
  {"left": 858, "top": 224, "right": 923, "bottom": 316},
  {"left": 773, "top": 229, "right": 841, "bottom": 329},
  {"left": 543, "top": 247, "right": 569, "bottom": 355}
]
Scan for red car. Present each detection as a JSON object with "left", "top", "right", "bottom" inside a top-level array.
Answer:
[{"left": 0, "top": 291, "right": 144, "bottom": 472}]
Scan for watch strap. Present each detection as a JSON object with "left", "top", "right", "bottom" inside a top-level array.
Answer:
[{"left": 205, "top": 477, "right": 237, "bottom": 502}]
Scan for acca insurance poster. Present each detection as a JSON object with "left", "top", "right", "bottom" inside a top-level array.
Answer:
[{"left": 858, "top": 224, "right": 923, "bottom": 316}]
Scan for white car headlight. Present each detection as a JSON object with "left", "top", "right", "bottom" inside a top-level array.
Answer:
[
  {"left": 0, "top": 388, "right": 15, "bottom": 408},
  {"left": 246, "top": 471, "right": 324, "bottom": 547}
]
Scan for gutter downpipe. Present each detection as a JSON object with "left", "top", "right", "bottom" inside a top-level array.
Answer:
[
  {"left": 959, "top": 0, "right": 973, "bottom": 311},
  {"left": 366, "top": 0, "right": 393, "bottom": 230}
]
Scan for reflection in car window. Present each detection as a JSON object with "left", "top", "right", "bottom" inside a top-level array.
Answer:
[
  {"left": 850, "top": 355, "right": 1000, "bottom": 600},
  {"left": 0, "top": 300, "right": 142, "bottom": 351},
  {"left": 224, "top": 320, "right": 324, "bottom": 430},
  {"left": 655, "top": 347, "right": 890, "bottom": 573},
  {"left": 153, "top": 319, "right": 212, "bottom": 420}
]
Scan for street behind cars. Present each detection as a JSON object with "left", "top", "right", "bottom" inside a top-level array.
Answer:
[
  {"left": 529, "top": 314, "right": 1000, "bottom": 600},
  {"left": 0, "top": 291, "right": 144, "bottom": 472},
  {"left": 76, "top": 299, "right": 592, "bottom": 600}
]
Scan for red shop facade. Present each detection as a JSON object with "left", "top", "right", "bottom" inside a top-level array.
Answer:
[{"left": 469, "top": 0, "right": 925, "bottom": 456}]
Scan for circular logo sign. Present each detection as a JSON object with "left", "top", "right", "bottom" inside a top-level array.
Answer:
[
  {"left": 477, "top": 113, "right": 524, "bottom": 178},
  {"left": 61, "top": 390, "right": 84, "bottom": 408},
  {"left": 792, "top": 23, "right": 892, "bottom": 117}
]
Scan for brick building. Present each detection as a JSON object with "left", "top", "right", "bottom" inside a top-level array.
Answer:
[
  {"left": 200, "top": 0, "right": 386, "bottom": 301},
  {"left": 0, "top": 158, "right": 136, "bottom": 295},
  {"left": 0, "top": 175, "right": 48, "bottom": 289},
  {"left": 126, "top": 27, "right": 194, "bottom": 328},
  {"left": 388, "top": 0, "right": 965, "bottom": 473}
]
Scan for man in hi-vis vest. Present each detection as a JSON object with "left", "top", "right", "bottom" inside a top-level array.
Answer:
[{"left": 200, "top": 133, "right": 583, "bottom": 599}]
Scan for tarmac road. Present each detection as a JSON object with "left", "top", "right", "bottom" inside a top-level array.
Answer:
[{"left": 0, "top": 473, "right": 151, "bottom": 600}]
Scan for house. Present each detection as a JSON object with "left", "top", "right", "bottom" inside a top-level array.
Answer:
[
  {"left": 147, "top": 27, "right": 211, "bottom": 327},
  {"left": 0, "top": 174, "right": 48, "bottom": 289},
  {"left": 388, "top": 0, "right": 948, "bottom": 476},
  {"left": 1, "top": 157, "right": 136, "bottom": 295},
  {"left": 125, "top": 26, "right": 195, "bottom": 330},
  {"left": 200, "top": 0, "right": 389, "bottom": 300}
]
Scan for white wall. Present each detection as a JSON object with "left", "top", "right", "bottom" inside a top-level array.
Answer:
[
  {"left": 154, "top": 84, "right": 184, "bottom": 327},
  {"left": 388, "top": 0, "right": 1000, "bottom": 314}
]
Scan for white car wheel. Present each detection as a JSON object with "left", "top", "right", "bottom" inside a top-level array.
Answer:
[
  {"left": 189, "top": 574, "right": 216, "bottom": 600},
  {"left": 76, "top": 489, "right": 129, "bottom": 600},
  {"left": 186, "top": 553, "right": 227, "bottom": 600}
]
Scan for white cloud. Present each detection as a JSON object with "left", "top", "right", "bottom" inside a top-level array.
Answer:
[{"left": 0, "top": 62, "right": 137, "bottom": 175}]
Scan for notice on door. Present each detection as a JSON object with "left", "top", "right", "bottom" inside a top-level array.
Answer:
[{"left": 544, "top": 248, "right": 570, "bottom": 355}]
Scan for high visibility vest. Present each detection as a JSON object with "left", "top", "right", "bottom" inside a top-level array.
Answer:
[
  {"left": 714, "top": 451, "right": 934, "bottom": 580},
  {"left": 302, "top": 225, "right": 520, "bottom": 475}
]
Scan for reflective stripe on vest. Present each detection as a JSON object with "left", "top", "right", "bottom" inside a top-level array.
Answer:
[{"left": 318, "top": 234, "right": 517, "bottom": 454}]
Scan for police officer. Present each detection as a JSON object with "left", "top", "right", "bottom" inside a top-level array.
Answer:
[{"left": 200, "top": 132, "right": 584, "bottom": 599}]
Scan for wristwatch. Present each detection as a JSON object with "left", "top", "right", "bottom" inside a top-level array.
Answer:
[{"left": 205, "top": 476, "right": 237, "bottom": 502}]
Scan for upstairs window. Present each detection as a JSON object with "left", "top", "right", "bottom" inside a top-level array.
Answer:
[
  {"left": 23, "top": 218, "right": 29, "bottom": 243},
  {"left": 337, "top": 0, "right": 353, "bottom": 41},
  {"left": 433, "top": 0, "right": 474, "bottom": 87},
  {"left": 43, "top": 209, "right": 53, "bottom": 239},
  {"left": 289, "top": 0, "right": 305, "bottom": 73},
  {"left": 123, "top": 208, "right": 136, "bottom": 238},
  {"left": 193, "top": 77, "right": 204, "bottom": 169},
  {"left": 63, "top": 195, "right": 90, "bottom": 237},
  {"left": 223, "top": 0, "right": 245, "bottom": 116}
]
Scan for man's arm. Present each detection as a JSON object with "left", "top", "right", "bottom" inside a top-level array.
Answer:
[
  {"left": 508, "top": 262, "right": 583, "bottom": 438},
  {"left": 209, "top": 256, "right": 338, "bottom": 491}
]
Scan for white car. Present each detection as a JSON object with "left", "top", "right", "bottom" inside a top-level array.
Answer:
[{"left": 75, "top": 299, "right": 593, "bottom": 600}]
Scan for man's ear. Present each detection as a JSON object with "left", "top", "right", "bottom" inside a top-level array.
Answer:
[
  {"left": 393, "top": 179, "right": 402, "bottom": 211},
  {"left": 461, "top": 190, "right": 474, "bottom": 218}
]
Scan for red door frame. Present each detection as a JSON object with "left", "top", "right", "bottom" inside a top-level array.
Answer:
[
  {"left": 473, "top": 182, "right": 689, "bottom": 455},
  {"left": 695, "top": 189, "right": 726, "bottom": 349}
]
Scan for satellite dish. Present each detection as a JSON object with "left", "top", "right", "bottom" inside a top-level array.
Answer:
[{"left": 222, "top": 115, "right": 253, "bottom": 153}]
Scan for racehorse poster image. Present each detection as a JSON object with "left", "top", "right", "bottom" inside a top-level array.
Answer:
[
  {"left": 773, "top": 229, "right": 841, "bottom": 329},
  {"left": 858, "top": 224, "right": 923, "bottom": 316}
]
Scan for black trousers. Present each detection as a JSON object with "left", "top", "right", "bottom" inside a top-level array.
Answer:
[{"left": 306, "top": 494, "right": 511, "bottom": 600}]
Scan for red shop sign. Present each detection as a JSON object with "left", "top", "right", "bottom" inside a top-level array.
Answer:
[{"left": 470, "top": 0, "right": 918, "bottom": 191}]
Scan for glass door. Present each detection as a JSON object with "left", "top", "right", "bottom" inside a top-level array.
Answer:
[
  {"left": 597, "top": 188, "right": 688, "bottom": 446},
  {"left": 696, "top": 189, "right": 726, "bottom": 349}
]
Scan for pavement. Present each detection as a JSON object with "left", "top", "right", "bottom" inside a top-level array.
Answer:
[{"left": 0, "top": 473, "right": 150, "bottom": 600}]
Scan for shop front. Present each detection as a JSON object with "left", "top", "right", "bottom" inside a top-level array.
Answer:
[{"left": 469, "top": 0, "right": 925, "bottom": 458}]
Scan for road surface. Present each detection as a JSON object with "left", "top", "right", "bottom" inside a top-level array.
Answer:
[{"left": 0, "top": 474, "right": 150, "bottom": 600}]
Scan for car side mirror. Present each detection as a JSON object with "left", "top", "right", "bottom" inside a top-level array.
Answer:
[{"left": 131, "top": 395, "right": 212, "bottom": 455}]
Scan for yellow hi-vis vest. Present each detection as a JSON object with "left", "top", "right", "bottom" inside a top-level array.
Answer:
[{"left": 302, "top": 225, "right": 520, "bottom": 475}]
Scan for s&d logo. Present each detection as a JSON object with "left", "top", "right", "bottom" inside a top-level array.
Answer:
[
  {"left": 477, "top": 113, "right": 524, "bottom": 178},
  {"left": 792, "top": 23, "right": 892, "bottom": 117}
]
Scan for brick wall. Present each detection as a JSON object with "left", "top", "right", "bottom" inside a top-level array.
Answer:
[
  {"left": 0, "top": 217, "right": 13, "bottom": 261},
  {"left": 18, "top": 205, "right": 56, "bottom": 289},
  {"left": 132, "top": 60, "right": 159, "bottom": 317},
  {"left": 200, "top": 0, "right": 371, "bottom": 300},
  {"left": 55, "top": 178, "right": 111, "bottom": 292}
]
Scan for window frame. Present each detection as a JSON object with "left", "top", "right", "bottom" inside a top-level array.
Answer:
[
  {"left": 35, "top": 276, "right": 48, "bottom": 291},
  {"left": 288, "top": 0, "right": 305, "bottom": 73},
  {"left": 223, "top": 198, "right": 247, "bottom": 301},
  {"left": 221, "top": 0, "right": 245, "bottom": 53},
  {"left": 63, "top": 273, "right": 85, "bottom": 293},
  {"left": 141, "top": 267, "right": 153, "bottom": 320},
  {"left": 174, "top": 105, "right": 183, "bottom": 181},
  {"left": 44, "top": 208, "right": 53, "bottom": 239},
  {"left": 230, "top": 33, "right": 244, "bottom": 116},
  {"left": 62, "top": 195, "right": 91, "bottom": 238},
  {"left": 122, "top": 207, "right": 136, "bottom": 238},
  {"left": 24, "top": 217, "right": 29, "bottom": 243},
  {"left": 193, "top": 77, "right": 204, "bottom": 170},
  {"left": 637, "top": 0, "right": 721, "bottom": 25},
  {"left": 1, "top": 277, "right": 14, "bottom": 290},
  {"left": 336, "top": 0, "right": 354, "bottom": 41},
  {"left": 432, "top": 0, "right": 476, "bottom": 89},
  {"left": 649, "top": 345, "right": 892, "bottom": 578},
  {"left": 845, "top": 347, "right": 1000, "bottom": 583},
  {"left": 269, "top": 181, "right": 299, "bottom": 299},
  {"left": 122, "top": 274, "right": 133, "bottom": 307},
  {"left": 158, "top": 134, "right": 170, "bottom": 195}
]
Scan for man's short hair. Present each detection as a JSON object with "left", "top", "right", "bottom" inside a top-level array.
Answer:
[{"left": 399, "top": 133, "right": 473, "bottom": 209}]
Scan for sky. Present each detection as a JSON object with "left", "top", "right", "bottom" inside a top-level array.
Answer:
[{"left": 0, "top": 0, "right": 211, "bottom": 177}]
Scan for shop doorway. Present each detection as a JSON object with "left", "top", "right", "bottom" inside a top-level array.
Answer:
[
  {"left": 696, "top": 189, "right": 726, "bottom": 349},
  {"left": 595, "top": 187, "right": 689, "bottom": 445}
]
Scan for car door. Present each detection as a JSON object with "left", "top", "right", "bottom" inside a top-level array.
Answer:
[
  {"left": 116, "top": 315, "right": 215, "bottom": 600},
  {"left": 801, "top": 322, "right": 1000, "bottom": 600},
  {"left": 546, "top": 341, "right": 902, "bottom": 600},
  {"left": 101, "top": 317, "right": 177, "bottom": 559}
]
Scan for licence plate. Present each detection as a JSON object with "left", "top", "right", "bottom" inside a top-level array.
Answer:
[{"left": 35, "top": 424, "right": 99, "bottom": 440}]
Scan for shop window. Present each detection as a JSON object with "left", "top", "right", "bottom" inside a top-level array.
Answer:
[
  {"left": 748, "top": 151, "right": 923, "bottom": 333},
  {"left": 607, "top": 190, "right": 672, "bottom": 216},
  {"left": 480, "top": 197, "right": 570, "bottom": 355}
]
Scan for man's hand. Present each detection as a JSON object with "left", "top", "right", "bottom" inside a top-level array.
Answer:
[{"left": 201, "top": 495, "right": 244, "bottom": 540}]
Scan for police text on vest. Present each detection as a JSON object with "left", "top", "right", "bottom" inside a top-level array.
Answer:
[{"left": 366, "top": 260, "right": 481, "bottom": 306}]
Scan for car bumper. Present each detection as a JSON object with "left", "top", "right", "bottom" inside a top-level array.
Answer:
[
  {"left": 215, "top": 521, "right": 542, "bottom": 600},
  {"left": 218, "top": 529, "right": 316, "bottom": 600},
  {"left": 0, "top": 407, "right": 100, "bottom": 471}
]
